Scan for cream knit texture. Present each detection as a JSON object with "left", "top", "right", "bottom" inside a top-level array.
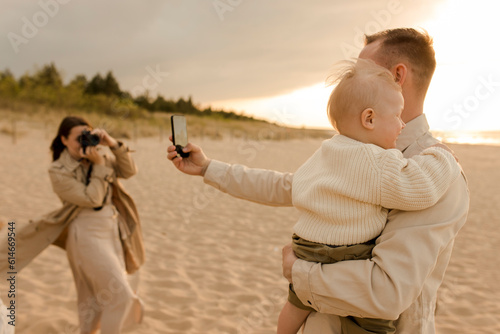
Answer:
[{"left": 292, "top": 135, "right": 460, "bottom": 245}]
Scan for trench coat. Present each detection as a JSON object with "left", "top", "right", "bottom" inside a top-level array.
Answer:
[{"left": 0, "top": 141, "right": 145, "bottom": 275}]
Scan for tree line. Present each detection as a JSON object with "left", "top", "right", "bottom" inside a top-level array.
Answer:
[{"left": 0, "top": 63, "right": 258, "bottom": 122}]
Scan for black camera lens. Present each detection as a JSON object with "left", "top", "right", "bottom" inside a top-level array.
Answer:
[{"left": 79, "top": 130, "right": 100, "bottom": 153}]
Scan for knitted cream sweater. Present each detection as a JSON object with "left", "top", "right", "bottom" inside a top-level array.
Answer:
[{"left": 292, "top": 135, "right": 461, "bottom": 246}]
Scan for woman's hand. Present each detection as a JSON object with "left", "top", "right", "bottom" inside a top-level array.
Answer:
[
  {"left": 80, "top": 146, "right": 104, "bottom": 165},
  {"left": 167, "top": 136, "right": 211, "bottom": 176},
  {"left": 92, "top": 128, "right": 118, "bottom": 149}
]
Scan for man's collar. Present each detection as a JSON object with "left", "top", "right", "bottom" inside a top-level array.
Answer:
[
  {"left": 60, "top": 149, "right": 82, "bottom": 171},
  {"left": 396, "top": 114, "right": 430, "bottom": 152}
]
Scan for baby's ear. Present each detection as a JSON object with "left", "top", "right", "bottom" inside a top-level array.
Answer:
[{"left": 360, "top": 108, "right": 375, "bottom": 130}]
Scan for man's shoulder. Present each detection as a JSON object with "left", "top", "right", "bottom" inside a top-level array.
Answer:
[
  {"left": 405, "top": 132, "right": 440, "bottom": 157},
  {"left": 417, "top": 132, "right": 441, "bottom": 148}
]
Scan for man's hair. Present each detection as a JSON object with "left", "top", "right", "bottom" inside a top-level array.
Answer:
[
  {"left": 364, "top": 28, "right": 436, "bottom": 97},
  {"left": 327, "top": 59, "right": 401, "bottom": 132}
]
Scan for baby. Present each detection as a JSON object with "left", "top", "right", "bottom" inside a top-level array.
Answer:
[{"left": 277, "top": 59, "right": 460, "bottom": 334}]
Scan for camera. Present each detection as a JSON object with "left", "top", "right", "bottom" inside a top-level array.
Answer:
[{"left": 78, "top": 130, "right": 100, "bottom": 153}]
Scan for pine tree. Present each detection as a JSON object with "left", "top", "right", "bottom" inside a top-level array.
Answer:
[
  {"left": 68, "top": 74, "right": 88, "bottom": 89},
  {"left": 85, "top": 73, "right": 105, "bottom": 95},
  {"left": 103, "top": 71, "right": 121, "bottom": 96},
  {"left": 0, "top": 68, "right": 19, "bottom": 98},
  {"left": 34, "top": 63, "right": 63, "bottom": 88}
]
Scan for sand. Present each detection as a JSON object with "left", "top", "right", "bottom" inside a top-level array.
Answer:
[{"left": 0, "top": 124, "right": 499, "bottom": 333}]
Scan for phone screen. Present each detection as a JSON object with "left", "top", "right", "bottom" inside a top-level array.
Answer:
[{"left": 172, "top": 115, "right": 188, "bottom": 147}]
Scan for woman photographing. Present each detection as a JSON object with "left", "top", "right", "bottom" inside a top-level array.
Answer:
[{"left": 9, "top": 116, "right": 146, "bottom": 333}]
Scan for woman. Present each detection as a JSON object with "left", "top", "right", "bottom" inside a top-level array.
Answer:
[{"left": 47, "top": 116, "right": 144, "bottom": 333}]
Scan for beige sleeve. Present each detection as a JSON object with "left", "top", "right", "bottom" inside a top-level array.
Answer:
[
  {"left": 109, "top": 141, "right": 138, "bottom": 179},
  {"left": 203, "top": 160, "right": 294, "bottom": 207}
]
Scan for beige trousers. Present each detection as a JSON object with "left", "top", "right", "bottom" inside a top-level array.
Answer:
[{"left": 66, "top": 205, "right": 142, "bottom": 334}]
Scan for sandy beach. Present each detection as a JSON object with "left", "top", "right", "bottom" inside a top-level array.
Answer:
[{"left": 1, "top": 123, "right": 499, "bottom": 334}]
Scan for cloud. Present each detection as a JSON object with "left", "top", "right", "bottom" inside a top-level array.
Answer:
[{"left": 0, "top": 0, "right": 438, "bottom": 103}]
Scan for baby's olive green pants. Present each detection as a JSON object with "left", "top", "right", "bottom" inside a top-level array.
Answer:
[{"left": 289, "top": 234, "right": 395, "bottom": 334}]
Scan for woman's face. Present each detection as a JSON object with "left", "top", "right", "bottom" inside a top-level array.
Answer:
[{"left": 61, "top": 125, "right": 90, "bottom": 160}]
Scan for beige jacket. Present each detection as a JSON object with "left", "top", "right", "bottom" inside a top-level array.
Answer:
[
  {"left": 204, "top": 115, "right": 469, "bottom": 333},
  {"left": 0, "top": 142, "right": 145, "bottom": 275}
]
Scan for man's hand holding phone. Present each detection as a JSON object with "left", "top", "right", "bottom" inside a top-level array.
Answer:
[
  {"left": 167, "top": 137, "right": 211, "bottom": 176},
  {"left": 169, "top": 115, "right": 211, "bottom": 176}
]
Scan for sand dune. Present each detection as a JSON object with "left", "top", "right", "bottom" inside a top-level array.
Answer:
[{"left": 0, "top": 126, "right": 499, "bottom": 333}]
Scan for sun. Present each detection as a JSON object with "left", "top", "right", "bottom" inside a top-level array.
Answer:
[
  {"left": 420, "top": 0, "right": 499, "bottom": 66},
  {"left": 419, "top": 0, "right": 500, "bottom": 132}
]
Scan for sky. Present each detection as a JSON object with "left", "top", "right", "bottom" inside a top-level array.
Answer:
[{"left": 1, "top": 0, "right": 499, "bottom": 132}]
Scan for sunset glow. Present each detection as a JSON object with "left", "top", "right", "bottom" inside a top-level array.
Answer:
[{"left": 211, "top": 0, "right": 500, "bottom": 142}]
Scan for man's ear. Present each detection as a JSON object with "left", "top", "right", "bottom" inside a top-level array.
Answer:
[
  {"left": 392, "top": 63, "right": 407, "bottom": 86},
  {"left": 361, "top": 108, "right": 375, "bottom": 130}
]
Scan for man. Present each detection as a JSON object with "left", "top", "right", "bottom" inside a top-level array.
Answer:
[
  {"left": 284, "top": 28, "right": 469, "bottom": 333},
  {"left": 167, "top": 28, "right": 469, "bottom": 333}
]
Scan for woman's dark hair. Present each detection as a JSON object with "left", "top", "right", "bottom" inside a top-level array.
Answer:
[{"left": 50, "top": 116, "right": 92, "bottom": 161}]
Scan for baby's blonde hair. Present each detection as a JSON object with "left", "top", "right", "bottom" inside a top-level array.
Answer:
[{"left": 326, "top": 59, "right": 401, "bottom": 132}]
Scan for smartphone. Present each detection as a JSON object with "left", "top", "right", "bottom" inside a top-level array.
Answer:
[{"left": 171, "top": 115, "right": 190, "bottom": 158}]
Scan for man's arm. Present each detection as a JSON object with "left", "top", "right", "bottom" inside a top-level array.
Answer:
[
  {"left": 291, "top": 173, "right": 469, "bottom": 320},
  {"left": 203, "top": 160, "right": 294, "bottom": 207},
  {"left": 166, "top": 139, "right": 294, "bottom": 207}
]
